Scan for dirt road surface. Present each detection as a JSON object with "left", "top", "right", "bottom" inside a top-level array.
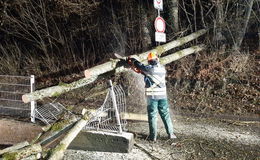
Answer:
[{"left": 64, "top": 115, "right": 260, "bottom": 160}]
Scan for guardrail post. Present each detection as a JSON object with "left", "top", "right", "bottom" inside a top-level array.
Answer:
[
  {"left": 109, "top": 80, "right": 122, "bottom": 134},
  {"left": 30, "top": 75, "right": 36, "bottom": 123}
]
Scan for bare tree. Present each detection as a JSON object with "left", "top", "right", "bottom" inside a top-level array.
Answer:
[
  {"left": 214, "top": 0, "right": 226, "bottom": 48},
  {"left": 234, "top": 0, "right": 255, "bottom": 49}
]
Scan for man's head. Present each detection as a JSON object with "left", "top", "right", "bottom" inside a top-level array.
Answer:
[{"left": 147, "top": 52, "right": 159, "bottom": 65}]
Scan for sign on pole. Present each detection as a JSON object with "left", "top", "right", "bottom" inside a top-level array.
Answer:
[
  {"left": 154, "top": 0, "right": 163, "bottom": 11},
  {"left": 154, "top": 16, "right": 166, "bottom": 43},
  {"left": 154, "top": 16, "right": 166, "bottom": 33},
  {"left": 155, "top": 32, "right": 166, "bottom": 42}
]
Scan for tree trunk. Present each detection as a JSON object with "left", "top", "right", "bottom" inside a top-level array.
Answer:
[
  {"left": 47, "top": 113, "right": 91, "bottom": 160},
  {"left": 84, "top": 29, "right": 206, "bottom": 78},
  {"left": 22, "top": 29, "right": 207, "bottom": 103},
  {"left": 2, "top": 144, "right": 42, "bottom": 160},
  {"left": 2, "top": 115, "right": 78, "bottom": 159},
  {"left": 37, "top": 116, "right": 78, "bottom": 146},
  {"left": 0, "top": 141, "right": 29, "bottom": 156},
  {"left": 258, "top": 27, "right": 260, "bottom": 50},
  {"left": 159, "top": 44, "right": 205, "bottom": 65},
  {"left": 166, "top": 0, "right": 179, "bottom": 32},
  {"left": 214, "top": 0, "right": 225, "bottom": 48},
  {"left": 140, "top": 5, "right": 151, "bottom": 48},
  {"left": 22, "top": 76, "right": 98, "bottom": 103},
  {"left": 234, "top": 0, "right": 255, "bottom": 49}
]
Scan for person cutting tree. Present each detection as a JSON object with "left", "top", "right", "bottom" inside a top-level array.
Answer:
[{"left": 126, "top": 52, "right": 177, "bottom": 141}]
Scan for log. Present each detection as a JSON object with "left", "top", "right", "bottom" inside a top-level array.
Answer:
[
  {"left": 84, "top": 29, "right": 206, "bottom": 79},
  {"left": 0, "top": 141, "right": 29, "bottom": 156},
  {"left": 22, "top": 153, "right": 41, "bottom": 160},
  {"left": 47, "top": 112, "right": 91, "bottom": 160},
  {"left": 22, "top": 75, "right": 98, "bottom": 103},
  {"left": 160, "top": 44, "right": 205, "bottom": 65},
  {"left": 82, "top": 109, "right": 148, "bottom": 121},
  {"left": 2, "top": 144, "right": 42, "bottom": 160},
  {"left": 37, "top": 116, "right": 78, "bottom": 146},
  {"left": 122, "top": 112, "right": 148, "bottom": 121},
  {"left": 22, "top": 29, "right": 206, "bottom": 103}
]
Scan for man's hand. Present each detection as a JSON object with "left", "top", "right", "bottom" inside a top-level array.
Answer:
[{"left": 126, "top": 57, "right": 133, "bottom": 65}]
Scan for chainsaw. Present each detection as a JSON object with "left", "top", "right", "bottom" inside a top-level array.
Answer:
[{"left": 114, "top": 53, "right": 142, "bottom": 74}]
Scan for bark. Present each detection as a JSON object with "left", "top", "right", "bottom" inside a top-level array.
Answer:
[
  {"left": 82, "top": 109, "right": 149, "bottom": 121},
  {"left": 22, "top": 75, "right": 98, "bottom": 103},
  {"left": 166, "top": 0, "right": 179, "bottom": 32},
  {"left": 0, "top": 141, "right": 29, "bottom": 156},
  {"left": 2, "top": 144, "right": 42, "bottom": 160},
  {"left": 160, "top": 45, "right": 205, "bottom": 65},
  {"left": 22, "top": 29, "right": 207, "bottom": 103},
  {"left": 258, "top": 27, "right": 260, "bottom": 50},
  {"left": 22, "top": 153, "right": 41, "bottom": 160},
  {"left": 84, "top": 29, "right": 206, "bottom": 79},
  {"left": 37, "top": 116, "right": 78, "bottom": 146},
  {"left": 234, "top": 0, "right": 255, "bottom": 49},
  {"left": 122, "top": 112, "right": 148, "bottom": 121},
  {"left": 47, "top": 112, "right": 91, "bottom": 160},
  {"left": 214, "top": 0, "right": 225, "bottom": 47},
  {"left": 140, "top": 6, "right": 151, "bottom": 48}
]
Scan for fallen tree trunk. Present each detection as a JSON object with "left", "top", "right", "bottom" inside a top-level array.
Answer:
[
  {"left": 37, "top": 116, "right": 78, "bottom": 146},
  {"left": 160, "top": 45, "right": 205, "bottom": 65},
  {"left": 2, "top": 144, "right": 42, "bottom": 160},
  {"left": 84, "top": 29, "right": 206, "bottom": 78},
  {"left": 82, "top": 109, "right": 148, "bottom": 121},
  {"left": 47, "top": 112, "right": 90, "bottom": 160},
  {"left": 22, "top": 32, "right": 206, "bottom": 103},
  {"left": 0, "top": 141, "right": 29, "bottom": 156},
  {"left": 22, "top": 75, "right": 98, "bottom": 103}
]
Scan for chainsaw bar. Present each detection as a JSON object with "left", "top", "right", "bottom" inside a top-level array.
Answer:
[{"left": 114, "top": 53, "right": 126, "bottom": 60}]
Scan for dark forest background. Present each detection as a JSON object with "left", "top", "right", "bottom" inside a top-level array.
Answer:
[{"left": 0, "top": 0, "right": 259, "bottom": 116}]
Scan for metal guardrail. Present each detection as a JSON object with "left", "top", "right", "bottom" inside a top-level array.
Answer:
[
  {"left": 0, "top": 76, "right": 127, "bottom": 134},
  {"left": 0, "top": 75, "right": 36, "bottom": 122},
  {"left": 35, "top": 102, "right": 66, "bottom": 125},
  {"left": 84, "top": 82, "right": 127, "bottom": 133}
]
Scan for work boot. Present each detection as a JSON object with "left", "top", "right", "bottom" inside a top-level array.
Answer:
[
  {"left": 168, "top": 133, "right": 177, "bottom": 139},
  {"left": 149, "top": 136, "right": 157, "bottom": 142}
]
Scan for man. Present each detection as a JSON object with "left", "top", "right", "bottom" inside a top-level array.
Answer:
[{"left": 127, "top": 52, "right": 177, "bottom": 141}]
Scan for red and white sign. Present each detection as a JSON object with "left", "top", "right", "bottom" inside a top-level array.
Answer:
[
  {"left": 154, "top": 16, "right": 166, "bottom": 33},
  {"left": 154, "top": 0, "right": 163, "bottom": 10}
]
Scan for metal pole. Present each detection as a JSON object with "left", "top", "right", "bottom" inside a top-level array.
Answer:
[
  {"left": 109, "top": 80, "right": 122, "bottom": 133},
  {"left": 30, "top": 75, "right": 36, "bottom": 123}
]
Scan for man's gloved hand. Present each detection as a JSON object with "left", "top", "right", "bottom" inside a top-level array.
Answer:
[
  {"left": 126, "top": 57, "right": 135, "bottom": 65},
  {"left": 126, "top": 57, "right": 141, "bottom": 73}
]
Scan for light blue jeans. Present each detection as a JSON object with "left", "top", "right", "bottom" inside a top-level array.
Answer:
[{"left": 147, "top": 98, "right": 174, "bottom": 139}]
